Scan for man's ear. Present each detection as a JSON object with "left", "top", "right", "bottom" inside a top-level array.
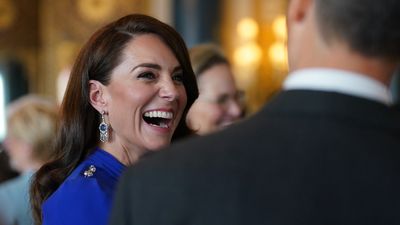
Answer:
[
  {"left": 287, "top": 0, "right": 313, "bottom": 25},
  {"left": 89, "top": 80, "right": 107, "bottom": 113}
]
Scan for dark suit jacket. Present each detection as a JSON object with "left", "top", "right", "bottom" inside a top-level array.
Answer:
[
  {"left": 393, "top": 103, "right": 400, "bottom": 111},
  {"left": 109, "top": 90, "right": 400, "bottom": 225}
]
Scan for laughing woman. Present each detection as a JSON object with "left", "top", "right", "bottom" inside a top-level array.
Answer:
[{"left": 30, "top": 14, "right": 198, "bottom": 225}]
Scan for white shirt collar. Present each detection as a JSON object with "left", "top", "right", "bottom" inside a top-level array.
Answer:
[{"left": 283, "top": 68, "right": 393, "bottom": 105}]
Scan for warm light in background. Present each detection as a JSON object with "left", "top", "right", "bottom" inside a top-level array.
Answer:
[
  {"left": 269, "top": 15, "right": 288, "bottom": 69},
  {"left": 0, "top": 73, "right": 6, "bottom": 141},
  {"left": 233, "top": 42, "right": 262, "bottom": 67},
  {"left": 268, "top": 42, "right": 287, "bottom": 68},
  {"left": 234, "top": 17, "right": 262, "bottom": 67},
  {"left": 237, "top": 17, "right": 259, "bottom": 40},
  {"left": 272, "top": 15, "right": 287, "bottom": 41},
  {"left": 233, "top": 16, "right": 262, "bottom": 90}
]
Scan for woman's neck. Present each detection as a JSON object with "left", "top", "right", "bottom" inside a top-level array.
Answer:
[{"left": 99, "top": 142, "right": 143, "bottom": 166}]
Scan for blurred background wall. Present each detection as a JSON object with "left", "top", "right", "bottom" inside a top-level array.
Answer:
[
  {"left": 0, "top": 0, "right": 289, "bottom": 111},
  {"left": 0, "top": 0, "right": 303, "bottom": 142}
]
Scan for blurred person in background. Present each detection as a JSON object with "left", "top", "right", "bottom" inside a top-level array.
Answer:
[
  {"left": 186, "top": 43, "right": 244, "bottom": 135},
  {"left": 0, "top": 95, "right": 58, "bottom": 225},
  {"left": 0, "top": 145, "right": 17, "bottom": 225}
]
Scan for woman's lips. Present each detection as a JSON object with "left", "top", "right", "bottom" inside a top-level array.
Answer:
[{"left": 142, "top": 110, "right": 174, "bottom": 128}]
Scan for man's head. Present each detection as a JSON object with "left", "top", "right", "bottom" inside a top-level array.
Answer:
[
  {"left": 287, "top": 0, "right": 400, "bottom": 76},
  {"left": 315, "top": 0, "right": 400, "bottom": 60}
]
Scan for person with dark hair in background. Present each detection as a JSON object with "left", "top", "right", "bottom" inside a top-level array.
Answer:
[
  {"left": 109, "top": 0, "right": 400, "bottom": 224},
  {"left": 0, "top": 95, "right": 58, "bottom": 225},
  {"left": 186, "top": 43, "right": 244, "bottom": 135},
  {"left": 30, "top": 14, "right": 198, "bottom": 225}
]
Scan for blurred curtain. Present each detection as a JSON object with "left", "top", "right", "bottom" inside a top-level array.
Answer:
[{"left": 173, "top": 0, "right": 222, "bottom": 47}]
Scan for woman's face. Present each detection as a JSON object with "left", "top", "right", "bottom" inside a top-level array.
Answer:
[
  {"left": 186, "top": 63, "right": 243, "bottom": 135},
  {"left": 101, "top": 34, "right": 187, "bottom": 153}
]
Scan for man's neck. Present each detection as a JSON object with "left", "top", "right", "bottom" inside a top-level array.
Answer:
[{"left": 292, "top": 41, "right": 397, "bottom": 87}]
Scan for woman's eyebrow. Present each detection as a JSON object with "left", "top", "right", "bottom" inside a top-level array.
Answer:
[
  {"left": 172, "top": 66, "right": 182, "bottom": 73},
  {"left": 130, "top": 63, "right": 161, "bottom": 72},
  {"left": 131, "top": 63, "right": 182, "bottom": 73}
]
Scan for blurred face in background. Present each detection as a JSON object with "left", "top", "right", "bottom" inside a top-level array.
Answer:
[
  {"left": 186, "top": 63, "right": 243, "bottom": 135},
  {"left": 3, "top": 131, "right": 33, "bottom": 172}
]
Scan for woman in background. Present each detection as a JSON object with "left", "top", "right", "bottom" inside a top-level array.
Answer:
[
  {"left": 186, "top": 43, "right": 244, "bottom": 135},
  {"left": 30, "top": 14, "right": 198, "bottom": 225},
  {"left": 0, "top": 95, "right": 58, "bottom": 225}
]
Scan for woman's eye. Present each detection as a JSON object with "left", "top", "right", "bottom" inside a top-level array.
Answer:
[
  {"left": 172, "top": 73, "right": 184, "bottom": 83},
  {"left": 216, "top": 95, "right": 229, "bottom": 105},
  {"left": 138, "top": 72, "right": 155, "bottom": 80}
]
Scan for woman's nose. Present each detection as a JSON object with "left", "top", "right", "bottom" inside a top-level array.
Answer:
[
  {"left": 227, "top": 100, "right": 242, "bottom": 118},
  {"left": 159, "top": 78, "right": 180, "bottom": 101}
]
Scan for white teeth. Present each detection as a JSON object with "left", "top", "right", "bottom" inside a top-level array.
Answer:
[
  {"left": 159, "top": 122, "right": 168, "bottom": 128},
  {"left": 144, "top": 111, "right": 173, "bottom": 119}
]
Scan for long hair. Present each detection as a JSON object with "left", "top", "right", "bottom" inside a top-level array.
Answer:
[{"left": 30, "top": 14, "right": 198, "bottom": 225}]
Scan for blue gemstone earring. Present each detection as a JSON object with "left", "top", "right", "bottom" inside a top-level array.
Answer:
[{"left": 99, "top": 111, "right": 109, "bottom": 142}]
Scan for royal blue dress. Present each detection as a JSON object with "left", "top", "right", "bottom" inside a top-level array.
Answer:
[{"left": 42, "top": 147, "right": 125, "bottom": 225}]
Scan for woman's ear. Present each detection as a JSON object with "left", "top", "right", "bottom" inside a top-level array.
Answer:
[{"left": 89, "top": 80, "right": 107, "bottom": 113}]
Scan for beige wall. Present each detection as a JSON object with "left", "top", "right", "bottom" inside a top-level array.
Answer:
[{"left": 0, "top": 0, "right": 152, "bottom": 100}]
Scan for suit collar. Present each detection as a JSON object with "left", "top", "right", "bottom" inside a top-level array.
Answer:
[
  {"left": 260, "top": 90, "right": 400, "bottom": 130},
  {"left": 283, "top": 68, "right": 393, "bottom": 105}
]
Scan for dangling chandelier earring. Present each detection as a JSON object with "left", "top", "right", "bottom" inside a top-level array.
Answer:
[{"left": 99, "top": 111, "right": 109, "bottom": 142}]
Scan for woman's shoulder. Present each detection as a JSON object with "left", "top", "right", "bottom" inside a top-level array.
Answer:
[
  {"left": 43, "top": 150, "right": 122, "bottom": 204},
  {"left": 0, "top": 173, "right": 31, "bottom": 201},
  {"left": 0, "top": 175, "right": 25, "bottom": 193},
  {"left": 41, "top": 149, "right": 125, "bottom": 222},
  {"left": 69, "top": 148, "right": 123, "bottom": 181},
  {"left": 41, "top": 162, "right": 115, "bottom": 225},
  {"left": 52, "top": 158, "right": 119, "bottom": 199}
]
